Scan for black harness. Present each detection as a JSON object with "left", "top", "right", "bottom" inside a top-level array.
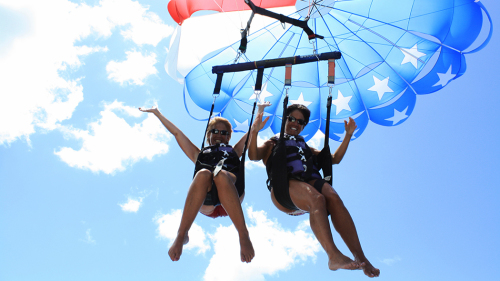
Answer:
[
  {"left": 195, "top": 144, "right": 240, "bottom": 175},
  {"left": 267, "top": 96, "right": 334, "bottom": 211}
]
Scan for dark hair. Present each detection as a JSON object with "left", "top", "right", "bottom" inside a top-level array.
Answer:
[{"left": 286, "top": 104, "right": 310, "bottom": 125}]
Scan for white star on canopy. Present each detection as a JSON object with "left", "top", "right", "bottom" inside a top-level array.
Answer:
[
  {"left": 433, "top": 65, "right": 456, "bottom": 87},
  {"left": 401, "top": 44, "right": 426, "bottom": 68},
  {"left": 250, "top": 83, "right": 273, "bottom": 103},
  {"left": 385, "top": 107, "right": 409, "bottom": 125},
  {"left": 233, "top": 119, "right": 249, "bottom": 132},
  {"left": 290, "top": 93, "right": 312, "bottom": 107},
  {"left": 368, "top": 76, "right": 393, "bottom": 100},
  {"left": 332, "top": 90, "right": 352, "bottom": 115}
]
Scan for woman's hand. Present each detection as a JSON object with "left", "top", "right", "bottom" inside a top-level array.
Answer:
[
  {"left": 251, "top": 112, "right": 269, "bottom": 134},
  {"left": 257, "top": 101, "right": 271, "bottom": 114},
  {"left": 138, "top": 107, "right": 159, "bottom": 114},
  {"left": 344, "top": 117, "right": 357, "bottom": 136},
  {"left": 251, "top": 102, "right": 271, "bottom": 134}
]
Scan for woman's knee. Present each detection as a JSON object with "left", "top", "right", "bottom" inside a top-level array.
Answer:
[
  {"left": 213, "top": 170, "right": 236, "bottom": 184},
  {"left": 323, "top": 187, "right": 344, "bottom": 206},
  {"left": 194, "top": 169, "right": 212, "bottom": 182},
  {"left": 311, "top": 193, "right": 327, "bottom": 207}
]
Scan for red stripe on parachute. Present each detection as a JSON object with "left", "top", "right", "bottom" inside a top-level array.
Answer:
[{"left": 168, "top": 0, "right": 296, "bottom": 25}]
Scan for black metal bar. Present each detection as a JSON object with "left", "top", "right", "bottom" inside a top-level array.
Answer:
[
  {"left": 213, "top": 51, "right": 341, "bottom": 74},
  {"left": 244, "top": 0, "right": 323, "bottom": 40}
]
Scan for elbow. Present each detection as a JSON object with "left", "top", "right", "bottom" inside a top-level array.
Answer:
[
  {"left": 331, "top": 157, "right": 341, "bottom": 165},
  {"left": 248, "top": 150, "right": 260, "bottom": 161}
]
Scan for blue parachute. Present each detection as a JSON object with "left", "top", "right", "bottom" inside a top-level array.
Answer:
[{"left": 170, "top": 0, "right": 492, "bottom": 142}]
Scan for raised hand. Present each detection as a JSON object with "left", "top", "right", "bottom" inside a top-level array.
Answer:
[
  {"left": 344, "top": 117, "right": 357, "bottom": 136},
  {"left": 138, "top": 106, "right": 159, "bottom": 114},
  {"left": 257, "top": 101, "right": 271, "bottom": 114},
  {"left": 251, "top": 112, "right": 269, "bottom": 134}
]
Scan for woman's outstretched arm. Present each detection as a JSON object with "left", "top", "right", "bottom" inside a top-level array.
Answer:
[
  {"left": 139, "top": 107, "right": 200, "bottom": 163},
  {"left": 248, "top": 102, "right": 273, "bottom": 161},
  {"left": 331, "top": 117, "right": 357, "bottom": 164},
  {"left": 232, "top": 132, "right": 249, "bottom": 158}
]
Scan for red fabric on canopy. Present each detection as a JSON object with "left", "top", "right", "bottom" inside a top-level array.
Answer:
[{"left": 168, "top": 0, "right": 296, "bottom": 25}]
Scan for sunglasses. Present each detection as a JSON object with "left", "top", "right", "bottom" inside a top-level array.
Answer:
[
  {"left": 209, "top": 129, "right": 230, "bottom": 136},
  {"left": 287, "top": 116, "right": 306, "bottom": 125}
]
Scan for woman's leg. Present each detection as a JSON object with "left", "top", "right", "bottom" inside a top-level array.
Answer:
[
  {"left": 320, "top": 183, "right": 380, "bottom": 277},
  {"left": 213, "top": 170, "right": 255, "bottom": 263},
  {"left": 274, "top": 180, "right": 360, "bottom": 271},
  {"left": 168, "top": 169, "right": 213, "bottom": 261}
]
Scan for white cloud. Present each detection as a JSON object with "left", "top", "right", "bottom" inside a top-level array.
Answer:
[
  {"left": 155, "top": 209, "right": 211, "bottom": 255},
  {"left": 245, "top": 160, "right": 265, "bottom": 169},
  {"left": 380, "top": 255, "right": 401, "bottom": 266},
  {"left": 203, "top": 207, "right": 320, "bottom": 281},
  {"left": 0, "top": 0, "right": 173, "bottom": 145},
  {"left": 153, "top": 206, "right": 319, "bottom": 278},
  {"left": 80, "top": 228, "right": 96, "bottom": 244},
  {"left": 107, "top": 50, "right": 158, "bottom": 85},
  {"left": 118, "top": 6, "right": 174, "bottom": 46},
  {"left": 54, "top": 101, "right": 170, "bottom": 174},
  {"left": 119, "top": 197, "right": 143, "bottom": 213}
]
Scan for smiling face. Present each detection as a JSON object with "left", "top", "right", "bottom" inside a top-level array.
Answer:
[
  {"left": 207, "top": 121, "right": 231, "bottom": 145},
  {"left": 285, "top": 109, "right": 306, "bottom": 136}
]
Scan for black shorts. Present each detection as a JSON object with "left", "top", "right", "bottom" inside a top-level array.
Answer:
[
  {"left": 273, "top": 176, "right": 327, "bottom": 211},
  {"left": 203, "top": 178, "right": 244, "bottom": 206}
]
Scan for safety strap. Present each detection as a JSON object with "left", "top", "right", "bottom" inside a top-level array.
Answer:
[
  {"left": 200, "top": 73, "right": 223, "bottom": 149},
  {"left": 236, "top": 68, "right": 264, "bottom": 192},
  {"left": 285, "top": 64, "right": 292, "bottom": 87},
  {"left": 318, "top": 59, "right": 335, "bottom": 184},
  {"left": 328, "top": 59, "right": 335, "bottom": 85}
]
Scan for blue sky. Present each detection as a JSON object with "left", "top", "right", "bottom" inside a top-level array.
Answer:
[{"left": 1, "top": 0, "right": 499, "bottom": 280}]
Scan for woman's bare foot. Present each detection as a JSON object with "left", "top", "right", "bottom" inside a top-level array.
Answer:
[
  {"left": 328, "top": 253, "right": 361, "bottom": 271},
  {"left": 239, "top": 234, "right": 255, "bottom": 263},
  {"left": 168, "top": 233, "right": 189, "bottom": 261},
  {"left": 358, "top": 259, "right": 380, "bottom": 278}
]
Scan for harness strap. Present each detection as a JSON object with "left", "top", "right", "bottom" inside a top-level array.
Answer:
[
  {"left": 318, "top": 86, "right": 333, "bottom": 184},
  {"left": 328, "top": 59, "right": 336, "bottom": 85},
  {"left": 285, "top": 64, "right": 292, "bottom": 87},
  {"left": 200, "top": 73, "right": 223, "bottom": 149}
]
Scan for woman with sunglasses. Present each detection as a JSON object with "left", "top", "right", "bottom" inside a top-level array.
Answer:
[
  {"left": 138, "top": 107, "right": 254, "bottom": 263},
  {"left": 248, "top": 104, "right": 379, "bottom": 278}
]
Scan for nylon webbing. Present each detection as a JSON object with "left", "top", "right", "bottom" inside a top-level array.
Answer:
[
  {"left": 328, "top": 59, "right": 335, "bottom": 85},
  {"left": 285, "top": 64, "right": 292, "bottom": 87},
  {"left": 200, "top": 73, "right": 223, "bottom": 148}
]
